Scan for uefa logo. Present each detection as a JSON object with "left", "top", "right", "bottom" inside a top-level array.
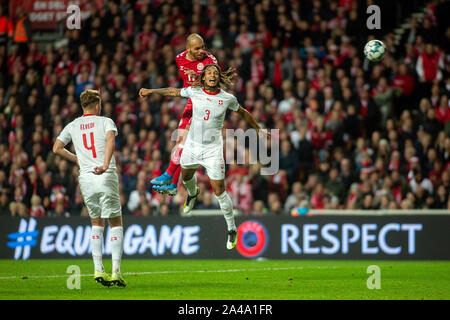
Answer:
[{"left": 236, "top": 220, "right": 269, "bottom": 258}]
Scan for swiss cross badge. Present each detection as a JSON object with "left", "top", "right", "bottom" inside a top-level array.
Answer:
[{"left": 218, "top": 100, "right": 223, "bottom": 106}]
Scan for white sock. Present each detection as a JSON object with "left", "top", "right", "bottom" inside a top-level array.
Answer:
[
  {"left": 110, "top": 226, "right": 123, "bottom": 274},
  {"left": 183, "top": 175, "right": 197, "bottom": 196},
  {"left": 91, "top": 226, "right": 104, "bottom": 272},
  {"left": 216, "top": 191, "right": 236, "bottom": 231}
]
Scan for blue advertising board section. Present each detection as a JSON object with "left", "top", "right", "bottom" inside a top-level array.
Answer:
[{"left": 1, "top": 215, "right": 449, "bottom": 260}]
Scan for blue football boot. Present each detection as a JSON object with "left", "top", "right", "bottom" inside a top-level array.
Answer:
[
  {"left": 150, "top": 172, "right": 173, "bottom": 186},
  {"left": 153, "top": 184, "right": 178, "bottom": 196}
]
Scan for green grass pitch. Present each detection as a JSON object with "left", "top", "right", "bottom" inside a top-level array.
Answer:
[{"left": 0, "top": 260, "right": 449, "bottom": 300}]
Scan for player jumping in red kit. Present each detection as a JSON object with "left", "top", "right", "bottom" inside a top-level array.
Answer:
[{"left": 151, "top": 34, "right": 217, "bottom": 195}]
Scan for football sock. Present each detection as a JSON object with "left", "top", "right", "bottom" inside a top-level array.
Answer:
[
  {"left": 216, "top": 191, "right": 236, "bottom": 231},
  {"left": 167, "top": 146, "right": 183, "bottom": 176},
  {"left": 166, "top": 160, "right": 178, "bottom": 176},
  {"left": 173, "top": 166, "right": 181, "bottom": 185},
  {"left": 183, "top": 175, "right": 197, "bottom": 197},
  {"left": 91, "top": 226, "right": 104, "bottom": 272},
  {"left": 110, "top": 226, "right": 124, "bottom": 274}
]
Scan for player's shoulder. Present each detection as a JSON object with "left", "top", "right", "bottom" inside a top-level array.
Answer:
[
  {"left": 176, "top": 50, "right": 188, "bottom": 62},
  {"left": 204, "top": 51, "right": 218, "bottom": 64},
  {"left": 98, "top": 116, "right": 116, "bottom": 126},
  {"left": 64, "top": 117, "right": 80, "bottom": 129},
  {"left": 97, "top": 115, "right": 111, "bottom": 120},
  {"left": 218, "top": 89, "right": 236, "bottom": 100},
  {"left": 187, "top": 86, "right": 203, "bottom": 94}
]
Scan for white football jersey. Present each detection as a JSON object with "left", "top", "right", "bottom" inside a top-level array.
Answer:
[
  {"left": 57, "top": 114, "right": 118, "bottom": 175},
  {"left": 180, "top": 86, "right": 240, "bottom": 148}
]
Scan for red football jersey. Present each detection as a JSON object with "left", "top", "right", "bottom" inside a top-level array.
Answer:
[{"left": 175, "top": 50, "right": 217, "bottom": 87}]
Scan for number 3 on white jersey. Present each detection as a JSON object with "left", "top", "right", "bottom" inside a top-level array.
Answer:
[
  {"left": 204, "top": 109, "right": 210, "bottom": 121},
  {"left": 82, "top": 132, "right": 97, "bottom": 158}
]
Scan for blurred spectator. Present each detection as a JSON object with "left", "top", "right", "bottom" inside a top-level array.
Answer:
[
  {"left": 0, "top": 5, "right": 13, "bottom": 56},
  {"left": 267, "top": 170, "right": 288, "bottom": 203},
  {"left": 372, "top": 77, "right": 397, "bottom": 124},
  {"left": 269, "top": 199, "right": 284, "bottom": 215},
  {"left": 48, "top": 201, "right": 70, "bottom": 217},
  {"left": 268, "top": 50, "right": 293, "bottom": 91},
  {"left": 10, "top": 201, "right": 29, "bottom": 218},
  {"left": 229, "top": 173, "right": 253, "bottom": 215},
  {"left": 0, "top": 190, "right": 10, "bottom": 215},
  {"left": 294, "top": 125, "right": 314, "bottom": 182},
  {"left": 391, "top": 63, "right": 415, "bottom": 116},
  {"left": 325, "top": 167, "right": 345, "bottom": 203},
  {"left": 12, "top": 6, "right": 32, "bottom": 56},
  {"left": 279, "top": 140, "right": 298, "bottom": 184},
  {"left": 284, "top": 181, "right": 307, "bottom": 213},
  {"left": 122, "top": 162, "right": 138, "bottom": 198},
  {"left": 38, "top": 173, "right": 53, "bottom": 211},
  {"left": 29, "top": 194, "right": 45, "bottom": 217},
  {"left": 416, "top": 43, "right": 444, "bottom": 83},
  {"left": 251, "top": 200, "right": 268, "bottom": 216},
  {"left": 435, "top": 95, "right": 450, "bottom": 125},
  {"left": 127, "top": 179, "right": 152, "bottom": 214},
  {"left": 197, "top": 191, "right": 219, "bottom": 210},
  {"left": 157, "top": 204, "right": 170, "bottom": 217},
  {"left": 409, "top": 170, "right": 433, "bottom": 195},
  {"left": 434, "top": 185, "right": 448, "bottom": 208},
  {"left": 311, "top": 183, "right": 326, "bottom": 209}
]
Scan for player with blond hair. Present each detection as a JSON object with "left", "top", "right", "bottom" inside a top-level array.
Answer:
[{"left": 53, "top": 89, "right": 125, "bottom": 287}]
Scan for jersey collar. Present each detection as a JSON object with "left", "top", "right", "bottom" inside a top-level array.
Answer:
[
  {"left": 82, "top": 114, "right": 96, "bottom": 117},
  {"left": 203, "top": 89, "right": 220, "bottom": 95}
]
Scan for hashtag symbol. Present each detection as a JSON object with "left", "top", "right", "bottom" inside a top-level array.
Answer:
[{"left": 7, "top": 218, "right": 39, "bottom": 260}]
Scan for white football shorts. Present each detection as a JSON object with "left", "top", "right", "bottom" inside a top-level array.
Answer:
[
  {"left": 78, "top": 171, "right": 122, "bottom": 219},
  {"left": 180, "top": 144, "right": 225, "bottom": 180}
]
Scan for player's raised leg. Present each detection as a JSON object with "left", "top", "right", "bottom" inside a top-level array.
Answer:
[
  {"left": 91, "top": 217, "right": 112, "bottom": 286},
  {"left": 210, "top": 179, "right": 237, "bottom": 250},
  {"left": 150, "top": 171, "right": 173, "bottom": 186},
  {"left": 152, "top": 125, "right": 188, "bottom": 194},
  {"left": 153, "top": 144, "right": 183, "bottom": 195},
  {"left": 154, "top": 166, "right": 181, "bottom": 195},
  {"left": 109, "top": 215, "right": 126, "bottom": 287}
]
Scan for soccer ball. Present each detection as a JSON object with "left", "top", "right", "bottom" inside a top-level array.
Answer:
[{"left": 364, "top": 40, "right": 386, "bottom": 62}]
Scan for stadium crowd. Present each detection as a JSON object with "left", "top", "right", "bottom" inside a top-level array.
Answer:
[{"left": 0, "top": 0, "right": 449, "bottom": 218}]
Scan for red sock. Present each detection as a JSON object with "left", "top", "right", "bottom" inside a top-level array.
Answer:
[
  {"left": 166, "top": 147, "right": 183, "bottom": 175},
  {"left": 166, "top": 158, "right": 178, "bottom": 176},
  {"left": 173, "top": 166, "right": 181, "bottom": 185}
]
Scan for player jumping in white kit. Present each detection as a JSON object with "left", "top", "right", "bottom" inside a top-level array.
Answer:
[
  {"left": 53, "top": 89, "right": 126, "bottom": 287},
  {"left": 139, "top": 65, "right": 270, "bottom": 249}
]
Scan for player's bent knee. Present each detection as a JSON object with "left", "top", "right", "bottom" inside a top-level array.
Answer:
[
  {"left": 181, "top": 169, "right": 195, "bottom": 181},
  {"left": 108, "top": 215, "right": 123, "bottom": 228},
  {"left": 211, "top": 180, "right": 226, "bottom": 196},
  {"left": 214, "top": 189, "right": 225, "bottom": 197},
  {"left": 91, "top": 217, "right": 105, "bottom": 227}
]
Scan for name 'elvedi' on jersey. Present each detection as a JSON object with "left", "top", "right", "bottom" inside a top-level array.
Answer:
[{"left": 80, "top": 123, "right": 95, "bottom": 130}]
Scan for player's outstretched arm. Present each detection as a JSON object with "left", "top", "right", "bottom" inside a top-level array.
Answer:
[
  {"left": 236, "top": 106, "right": 271, "bottom": 139},
  {"left": 139, "top": 88, "right": 182, "bottom": 98},
  {"left": 93, "top": 130, "right": 115, "bottom": 175},
  {"left": 53, "top": 139, "right": 78, "bottom": 164}
]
